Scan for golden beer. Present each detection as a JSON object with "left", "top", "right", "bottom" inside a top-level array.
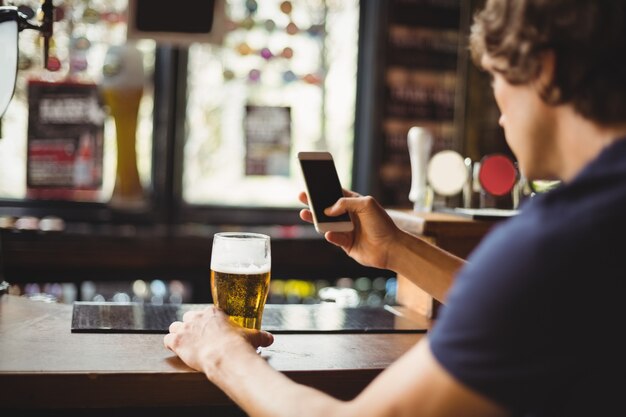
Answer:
[
  {"left": 101, "top": 87, "right": 145, "bottom": 207},
  {"left": 101, "top": 44, "right": 146, "bottom": 209},
  {"left": 211, "top": 269, "right": 271, "bottom": 330}
]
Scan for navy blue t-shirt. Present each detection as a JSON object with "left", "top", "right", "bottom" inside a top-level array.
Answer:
[{"left": 429, "top": 139, "right": 626, "bottom": 417}]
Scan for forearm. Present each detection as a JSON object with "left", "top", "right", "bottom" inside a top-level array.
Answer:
[
  {"left": 204, "top": 343, "right": 352, "bottom": 417},
  {"left": 388, "top": 230, "right": 465, "bottom": 303}
]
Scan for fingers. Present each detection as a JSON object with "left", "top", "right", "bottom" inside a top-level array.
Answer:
[
  {"left": 299, "top": 190, "right": 364, "bottom": 224},
  {"left": 342, "top": 188, "right": 361, "bottom": 198},
  {"left": 300, "top": 190, "right": 361, "bottom": 205},
  {"left": 243, "top": 329, "right": 275, "bottom": 348},
  {"left": 299, "top": 208, "right": 313, "bottom": 223},
  {"left": 324, "top": 231, "right": 352, "bottom": 249},
  {"left": 325, "top": 197, "right": 352, "bottom": 216},
  {"left": 302, "top": 189, "right": 359, "bottom": 201},
  {"left": 164, "top": 310, "right": 275, "bottom": 357},
  {"left": 163, "top": 331, "right": 178, "bottom": 351},
  {"left": 298, "top": 191, "right": 314, "bottom": 224},
  {"left": 257, "top": 331, "right": 274, "bottom": 347},
  {"left": 325, "top": 195, "right": 378, "bottom": 216},
  {"left": 169, "top": 320, "right": 183, "bottom": 333},
  {"left": 182, "top": 309, "right": 201, "bottom": 322},
  {"left": 168, "top": 307, "right": 221, "bottom": 350},
  {"left": 182, "top": 305, "right": 223, "bottom": 322},
  {"left": 164, "top": 320, "right": 184, "bottom": 351}
]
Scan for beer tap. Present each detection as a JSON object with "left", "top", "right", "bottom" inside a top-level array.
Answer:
[
  {"left": 0, "top": 0, "right": 55, "bottom": 117},
  {"left": 15, "top": 0, "right": 53, "bottom": 67}
]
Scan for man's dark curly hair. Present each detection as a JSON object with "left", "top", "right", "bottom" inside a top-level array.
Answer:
[{"left": 470, "top": 0, "right": 626, "bottom": 125}]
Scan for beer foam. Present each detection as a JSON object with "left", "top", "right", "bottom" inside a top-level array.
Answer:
[
  {"left": 101, "top": 44, "right": 144, "bottom": 90},
  {"left": 211, "top": 233, "right": 270, "bottom": 274},
  {"left": 211, "top": 263, "right": 271, "bottom": 275}
]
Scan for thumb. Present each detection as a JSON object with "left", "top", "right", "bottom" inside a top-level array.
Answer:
[
  {"left": 244, "top": 329, "right": 275, "bottom": 348},
  {"left": 324, "top": 197, "right": 351, "bottom": 216}
]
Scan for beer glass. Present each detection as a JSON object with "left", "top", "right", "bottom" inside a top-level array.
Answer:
[
  {"left": 101, "top": 44, "right": 145, "bottom": 209},
  {"left": 210, "top": 232, "right": 271, "bottom": 330}
]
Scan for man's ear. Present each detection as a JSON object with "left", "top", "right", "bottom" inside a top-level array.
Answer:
[{"left": 535, "top": 50, "right": 559, "bottom": 101}]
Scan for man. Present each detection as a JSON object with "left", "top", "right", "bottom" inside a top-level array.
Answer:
[{"left": 164, "top": 1, "right": 626, "bottom": 415}]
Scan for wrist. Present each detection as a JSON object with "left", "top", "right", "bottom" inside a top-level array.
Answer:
[
  {"left": 201, "top": 339, "right": 256, "bottom": 380},
  {"left": 386, "top": 230, "right": 417, "bottom": 272}
]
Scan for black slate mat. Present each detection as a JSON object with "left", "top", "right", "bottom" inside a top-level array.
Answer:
[{"left": 71, "top": 302, "right": 429, "bottom": 334}]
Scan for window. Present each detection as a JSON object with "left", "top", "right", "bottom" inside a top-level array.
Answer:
[
  {"left": 183, "top": 0, "right": 359, "bottom": 208},
  {"left": 0, "top": 1, "right": 397, "bottom": 306},
  {"left": 1, "top": 0, "right": 359, "bottom": 221},
  {"left": 0, "top": 0, "right": 156, "bottom": 204}
]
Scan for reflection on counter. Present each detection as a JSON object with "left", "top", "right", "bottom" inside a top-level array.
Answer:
[
  {"left": 7, "top": 275, "right": 398, "bottom": 308},
  {"left": 268, "top": 276, "right": 397, "bottom": 307}
]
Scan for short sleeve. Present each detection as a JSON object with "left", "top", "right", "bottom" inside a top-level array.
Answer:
[{"left": 428, "top": 214, "right": 591, "bottom": 413}]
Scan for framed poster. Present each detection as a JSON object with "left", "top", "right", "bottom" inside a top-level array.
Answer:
[
  {"left": 244, "top": 105, "right": 291, "bottom": 177},
  {"left": 26, "top": 80, "right": 105, "bottom": 201}
]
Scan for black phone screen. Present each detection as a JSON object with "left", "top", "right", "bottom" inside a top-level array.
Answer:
[{"left": 300, "top": 159, "right": 351, "bottom": 223}]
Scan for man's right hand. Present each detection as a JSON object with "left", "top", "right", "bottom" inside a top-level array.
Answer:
[{"left": 298, "top": 190, "right": 401, "bottom": 271}]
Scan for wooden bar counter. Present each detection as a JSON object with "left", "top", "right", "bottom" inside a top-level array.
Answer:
[
  {"left": 0, "top": 295, "right": 428, "bottom": 414},
  {"left": 388, "top": 209, "right": 502, "bottom": 318}
]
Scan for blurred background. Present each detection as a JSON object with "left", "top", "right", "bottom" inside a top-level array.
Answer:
[{"left": 0, "top": 0, "right": 508, "bottom": 307}]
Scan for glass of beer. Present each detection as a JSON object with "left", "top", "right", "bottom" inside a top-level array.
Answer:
[{"left": 210, "top": 232, "right": 271, "bottom": 330}]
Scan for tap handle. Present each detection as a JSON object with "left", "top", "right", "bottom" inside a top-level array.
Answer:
[
  {"left": 407, "top": 126, "right": 433, "bottom": 211},
  {"left": 40, "top": 0, "right": 53, "bottom": 69}
]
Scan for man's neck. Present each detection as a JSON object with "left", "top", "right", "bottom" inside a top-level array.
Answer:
[{"left": 555, "top": 107, "right": 626, "bottom": 182}]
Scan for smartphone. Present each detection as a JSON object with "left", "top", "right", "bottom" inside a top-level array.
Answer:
[{"left": 298, "top": 151, "right": 354, "bottom": 234}]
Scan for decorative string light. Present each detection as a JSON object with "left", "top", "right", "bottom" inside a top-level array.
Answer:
[{"left": 223, "top": 0, "right": 325, "bottom": 87}]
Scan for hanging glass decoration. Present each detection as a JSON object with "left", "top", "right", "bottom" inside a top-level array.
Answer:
[
  {"left": 248, "top": 68, "right": 261, "bottom": 82},
  {"left": 43, "top": 37, "right": 61, "bottom": 71},
  {"left": 282, "top": 70, "right": 297, "bottom": 83},
  {"left": 307, "top": 24, "right": 325, "bottom": 37},
  {"left": 52, "top": 4, "right": 65, "bottom": 21},
  {"left": 69, "top": 35, "right": 91, "bottom": 75},
  {"left": 236, "top": 42, "right": 253, "bottom": 55},
  {"left": 241, "top": 16, "right": 255, "bottom": 30},
  {"left": 264, "top": 19, "right": 276, "bottom": 32},
  {"left": 260, "top": 47, "right": 273, "bottom": 60},
  {"left": 219, "top": 0, "right": 329, "bottom": 88},
  {"left": 280, "top": 47, "right": 293, "bottom": 59},
  {"left": 245, "top": 0, "right": 258, "bottom": 14},
  {"left": 82, "top": 7, "right": 100, "bottom": 24},
  {"left": 223, "top": 69, "right": 235, "bottom": 80},
  {"left": 302, "top": 73, "right": 322, "bottom": 85},
  {"left": 18, "top": 55, "right": 33, "bottom": 71},
  {"left": 286, "top": 21, "right": 298, "bottom": 35},
  {"left": 280, "top": 1, "right": 293, "bottom": 15}
]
